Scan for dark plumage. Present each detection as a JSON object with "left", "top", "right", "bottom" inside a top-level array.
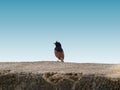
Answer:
[{"left": 54, "top": 41, "right": 64, "bottom": 62}]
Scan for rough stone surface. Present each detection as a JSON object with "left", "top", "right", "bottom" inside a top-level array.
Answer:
[{"left": 0, "top": 61, "right": 120, "bottom": 90}]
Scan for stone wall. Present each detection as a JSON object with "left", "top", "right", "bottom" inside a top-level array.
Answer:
[{"left": 0, "top": 71, "right": 120, "bottom": 90}]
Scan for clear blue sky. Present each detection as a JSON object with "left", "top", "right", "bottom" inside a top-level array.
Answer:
[{"left": 0, "top": 0, "right": 120, "bottom": 63}]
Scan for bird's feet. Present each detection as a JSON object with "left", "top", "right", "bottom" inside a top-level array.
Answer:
[
  {"left": 57, "top": 60, "right": 64, "bottom": 62},
  {"left": 57, "top": 60, "right": 60, "bottom": 62},
  {"left": 61, "top": 60, "right": 64, "bottom": 62}
]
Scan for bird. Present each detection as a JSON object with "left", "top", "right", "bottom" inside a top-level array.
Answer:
[{"left": 54, "top": 41, "right": 64, "bottom": 62}]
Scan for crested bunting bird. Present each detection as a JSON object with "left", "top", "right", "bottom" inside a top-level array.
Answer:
[{"left": 54, "top": 41, "right": 64, "bottom": 62}]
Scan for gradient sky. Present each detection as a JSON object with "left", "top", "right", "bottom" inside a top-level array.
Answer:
[{"left": 0, "top": 0, "right": 120, "bottom": 63}]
